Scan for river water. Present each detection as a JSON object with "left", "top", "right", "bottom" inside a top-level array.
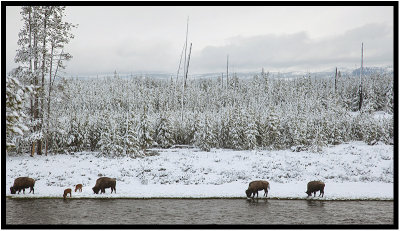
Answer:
[{"left": 6, "top": 198, "right": 393, "bottom": 225}]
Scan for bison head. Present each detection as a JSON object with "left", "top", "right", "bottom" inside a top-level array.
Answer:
[
  {"left": 305, "top": 191, "right": 312, "bottom": 197},
  {"left": 92, "top": 186, "right": 100, "bottom": 194},
  {"left": 245, "top": 189, "right": 252, "bottom": 198},
  {"left": 10, "top": 187, "right": 16, "bottom": 194}
]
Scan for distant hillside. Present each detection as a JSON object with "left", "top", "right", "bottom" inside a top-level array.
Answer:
[{"left": 69, "top": 65, "right": 393, "bottom": 80}]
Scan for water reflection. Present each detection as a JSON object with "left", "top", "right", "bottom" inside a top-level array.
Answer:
[
  {"left": 6, "top": 198, "right": 393, "bottom": 225},
  {"left": 306, "top": 200, "right": 325, "bottom": 207}
]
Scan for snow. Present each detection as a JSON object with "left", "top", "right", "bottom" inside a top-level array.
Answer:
[
  {"left": 6, "top": 142, "right": 393, "bottom": 200},
  {"left": 373, "top": 111, "right": 393, "bottom": 120}
]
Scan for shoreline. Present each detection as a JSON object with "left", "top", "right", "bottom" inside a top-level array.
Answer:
[{"left": 6, "top": 196, "right": 394, "bottom": 201}]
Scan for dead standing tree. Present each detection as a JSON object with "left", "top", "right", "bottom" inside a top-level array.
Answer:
[
  {"left": 180, "top": 17, "right": 192, "bottom": 122},
  {"left": 358, "top": 42, "right": 364, "bottom": 111}
]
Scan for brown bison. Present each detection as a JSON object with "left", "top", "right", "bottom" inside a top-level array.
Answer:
[
  {"left": 63, "top": 188, "right": 72, "bottom": 199},
  {"left": 92, "top": 177, "right": 116, "bottom": 194},
  {"left": 10, "top": 177, "right": 35, "bottom": 194},
  {"left": 75, "top": 184, "right": 83, "bottom": 192},
  {"left": 245, "top": 180, "right": 270, "bottom": 199},
  {"left": 306, "top": 181, "right": 325, "bottom": 197}
]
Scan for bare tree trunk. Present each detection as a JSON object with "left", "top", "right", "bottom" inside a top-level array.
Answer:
[
  {"left": 45, "top": 45, "right": 54, "bottom": 156},
  {"left": 175, "top": 42, "right": 185, "bottom": 110},
  {"left": 181, "top": 17, "right": 189, "bottom": 121},
  {"left": 185, "top": 43, "right": 192, "bottom": 85},
  {"left": 335, "top": 67, "right": 337, "bottom": 93},
  {"left": 226, "top": 55, "right": 229, "bottom": 89},
  {"left": 359, "top": 42, "right": 363, "bottom": 111},
  {"left": 176, "top": 42, "right": 185, "bottom": 84},
  {"left": 38, "top": 7, "right": 53, "bottom": 155},
  {"left": 30, "top": 142, "right": 35, "bottom": 157},
  {"left": 28, "top": 7, "right": 35, "bottom": 157},
  {"left": 33, "top": 27, "right": 39, "bottom": 155},
  {"left": 221, "top": 73, "right": 224, "bottom": 88}
]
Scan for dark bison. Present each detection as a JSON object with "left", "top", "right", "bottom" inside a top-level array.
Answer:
[
  {"left": 63, "top": 188, "right": 72, "bottom": 199},
  {"left": 10, "top": 177, "right": 35, "bottom": 194},
  {"left": 92, "top": 177, "right": 116, "bottom": 194},
  {"left": 75, "top": 184, "right": 83, "bottom": 192},
  {"left": 306, "top": 181, "right": 325, "bottom": 197},
  {"left": 245, "top": 180, "right": 270, "bottom": 199}
]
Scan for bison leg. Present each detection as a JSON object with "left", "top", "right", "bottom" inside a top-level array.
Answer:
[{"left": 320, "top": 189, "right": 324, "bottom": 197}]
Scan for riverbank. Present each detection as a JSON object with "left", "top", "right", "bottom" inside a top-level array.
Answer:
[
  {"left": 5, "top": 182, "right": 393, "bottom": 200},
  {"left": 6, "top": 141, "right": 393, "bottom": 200}
]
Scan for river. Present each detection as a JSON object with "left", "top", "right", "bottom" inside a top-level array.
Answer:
[{"left": 6, "top": 198, "right": 393, "bottom": 225}]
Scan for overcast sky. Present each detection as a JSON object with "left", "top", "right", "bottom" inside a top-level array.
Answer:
[{"left": 6, "top": 5, "right": 394, "bottom": 76}]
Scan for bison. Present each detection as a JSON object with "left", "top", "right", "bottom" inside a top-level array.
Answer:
[
  {"left": 10, "top": 177, "right": 35, "bottom": 194},
  {"left": 63, "top": 188, "right": 72, "bottom": 199},
  {"left": 75, "top": 184, "right": 83, "bottom": 192},
  {"left": 306, "top": 181, "right": 325, "bottom": 197},
  {"left": 92, "top": 177, "right": 116, "bottom": 194},
  {"left": 245, "top": 180, "right": 270, "bottom": 199}
]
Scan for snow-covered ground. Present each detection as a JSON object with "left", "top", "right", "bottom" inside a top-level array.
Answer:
[{"left": 6, "top": 141, "right": 393, "bottom": 200}]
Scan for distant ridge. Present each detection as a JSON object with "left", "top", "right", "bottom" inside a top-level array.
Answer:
[{"left": 67, "top": 65, "right": 393, "bottom": 80}]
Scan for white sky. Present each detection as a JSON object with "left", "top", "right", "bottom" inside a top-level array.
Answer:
[{"left": 6, "top": 5, "right": 394, "bottom": 76}]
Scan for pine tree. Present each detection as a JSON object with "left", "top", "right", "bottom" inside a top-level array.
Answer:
[
  {"left": 137, "top": 107, "right": 154, "bottom": 150},
  {"left": 6, "top": 76, "right": 31, "bottom": 150},
  {"left": 194, "top": 116, "right": 215, "bottom": 151},
  {"left": 154, "top": 113, "right": 174, "bottom": 148},
  {"left": 244, "top": 111, "right": 259, "bottom": 150},
  {"left": 13, "top": 6, "right": 76, "bottom": 156},
  {"left": 122, "top": 112, "right": 140, "bottom": 157},
  {"left": 386, "top": 86, "right": 394, "bottom": 114}
]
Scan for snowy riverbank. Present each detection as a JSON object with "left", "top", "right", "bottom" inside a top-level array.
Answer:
[{"left": 6, "top": 142, "right": 393, "bottom": 200}]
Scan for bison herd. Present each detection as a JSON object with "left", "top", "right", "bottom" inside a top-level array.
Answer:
[
  {"left": 9, "top": 176, "right": 117, "bottom": 200},
  {"left": 245, "top": 180, "right": 325, "bottom": 200},
  {"left": 9, "top": 177, "right": 325, "bottom": 200}
]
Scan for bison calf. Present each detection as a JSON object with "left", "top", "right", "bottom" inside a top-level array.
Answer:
[
  {"left": 92, "top": 177, "right": 116, "bottom": 194},
  {"left": 245, "top": 180, "right": 270, "bottom": 199},
  {"left": 10, "top": 177, "right": 35, "bottom": 194},
  {"left": 306, "top": 181, "right": 325, "bottom": 198},
  {"left": 63, "top": 188, "right": 72, "bottom": 199},
  {"left": 75, "top": 184, "right": 83, "bottom": 192}
]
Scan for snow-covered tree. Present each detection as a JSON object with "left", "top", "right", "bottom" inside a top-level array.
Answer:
[
  {"left": 194, "top": 116, "right": 216, "bottom": 151},
  {"left": 6, "top": 76, "right": 31, "bottom": 150},
  {"left": 137, "top": 107, "right": 154, "bottom": 150},
  {"left": 13, "top": 6, "right": 76, "bottom": 156},
  {"left": 121, "top": 112, "right": 140, "bottom": 157},
  {"left": 154, "top": 113, "right": 174, "bottom": 148}
]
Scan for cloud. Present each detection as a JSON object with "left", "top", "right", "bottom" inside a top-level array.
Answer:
[
  {"left": 64, "top": 38, "right": 179, "bottom": 75},
  {"left": 191, "top": 23, "right": 393, "bottom": 73}
]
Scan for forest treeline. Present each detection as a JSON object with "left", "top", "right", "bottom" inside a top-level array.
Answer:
[{"left": 9, "top": 71, "right": 394, "bottom": 156}]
